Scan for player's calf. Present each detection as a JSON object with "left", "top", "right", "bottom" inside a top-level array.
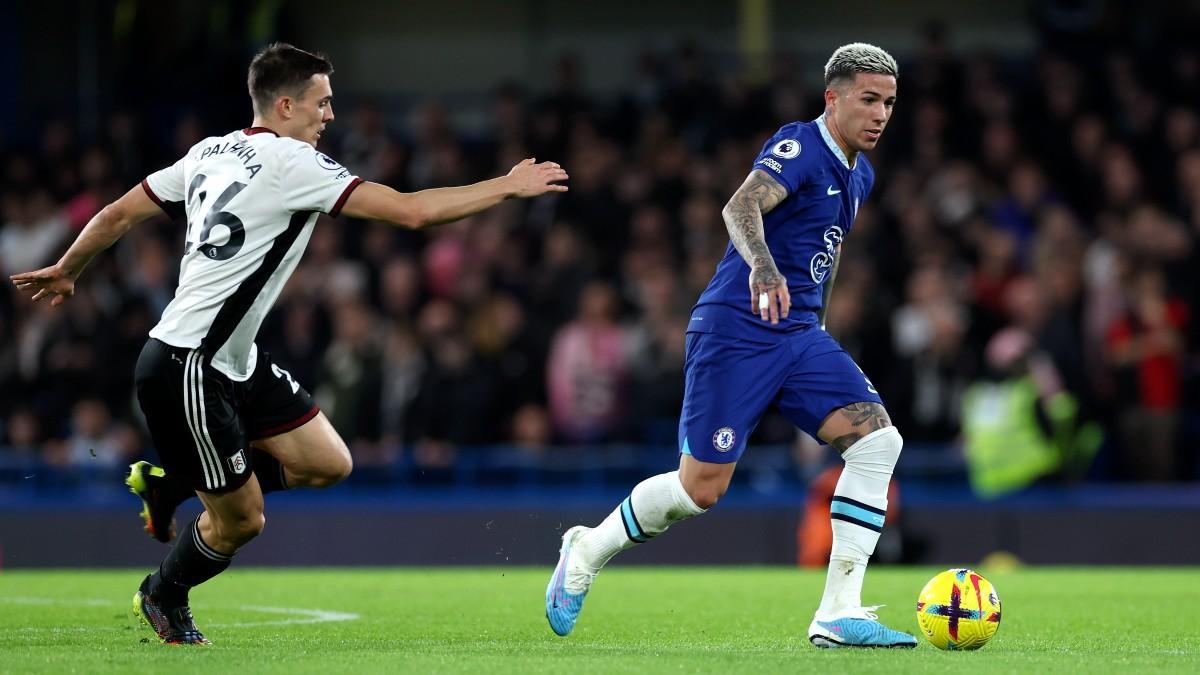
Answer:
[
  {"left": 204, "top": 510, "right": 265, "bottom": 551},
  {"left": 812, "top": 407, "right": 905, "bottom": 639},
  {"left": 546, "top": 469, "right": 706, "bottom": 636},
  {"left": 136, "top": 515, "right": 237, "bottom": 645}
]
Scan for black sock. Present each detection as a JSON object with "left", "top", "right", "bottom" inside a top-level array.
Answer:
[
  {"left": 149, "top": 517, "right": 233, "bottom": 605},
  {"left": 253, "top": 448, "right": 290, "bottom": 494}
]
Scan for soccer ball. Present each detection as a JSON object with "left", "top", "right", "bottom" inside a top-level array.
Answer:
[{"left": 915, "top": 568, "right": 1002, "bottom": 650}]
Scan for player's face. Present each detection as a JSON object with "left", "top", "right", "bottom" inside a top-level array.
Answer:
[
  {"left": 829, "top": 72, "right": 897, "bottom": 153},
  {"left": 289, "top": 74, "right": 335, "bottom": 147}
]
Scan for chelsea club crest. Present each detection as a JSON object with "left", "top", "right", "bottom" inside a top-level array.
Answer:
[{"left": 713, "top": 427, "right": 736, "bottom": 452}]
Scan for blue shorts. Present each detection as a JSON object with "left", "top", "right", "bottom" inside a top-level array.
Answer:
[{"left": 678, "top": 328, "right": 883, "bottom": 463}]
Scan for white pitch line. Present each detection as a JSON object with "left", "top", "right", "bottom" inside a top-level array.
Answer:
[
  {"left": 209, "top": 605, "right": 360, "bottom": 628},
  {"left": 1, "top": 596, "right": 113, "bottom": 607},
  {"left": 0, "top": 596, "right": 360, "bottom": 630}
]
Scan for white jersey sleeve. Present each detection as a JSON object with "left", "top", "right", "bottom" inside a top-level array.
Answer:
[
  {"left": 281, "top": 145, "right": 363, "bottom": 216},
  {"left": 141, "top": 156, "right": 187, "bottom": 215}
]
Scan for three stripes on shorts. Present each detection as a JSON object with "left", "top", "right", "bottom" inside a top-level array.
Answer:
[{"left": 183, "top": 350, "right": 226, "bottom": 491}]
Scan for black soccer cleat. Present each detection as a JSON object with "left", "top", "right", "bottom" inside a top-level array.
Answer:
[
  {"left": 125, "top": 461, "right": 179, "bottom": 543},
  {"left": 133, "top": 575, "right": 211, "bottom": 645}
]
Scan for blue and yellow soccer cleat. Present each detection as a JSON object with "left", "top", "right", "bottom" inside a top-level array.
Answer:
[
  {"left": 808, "top": 606, "right": 918, "bottom": 648},
  {"left": 133, "top": 575, "right": 211, "bottom": 645},
  {"left": 125, "top": 461, "right": 179, "bottom": 543},
  {"left": 545, "top": 525, "right": 595, "bottom": 636}
]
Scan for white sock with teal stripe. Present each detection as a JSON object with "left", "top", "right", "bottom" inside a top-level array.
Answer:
[
  {"left": 816, "top": 426, "right": 902, "bottom": 620},
  {"left": 572, "top": 471, "right": 705, "bottom": 588}
]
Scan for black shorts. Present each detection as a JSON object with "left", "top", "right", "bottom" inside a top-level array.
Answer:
[{"left": 134, "top": 338, "right": 319, "bottom": 493}]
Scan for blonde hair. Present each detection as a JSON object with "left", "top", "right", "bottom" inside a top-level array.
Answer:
[{"left": 824, "top": 43, "right": 898, "bottom": 86}]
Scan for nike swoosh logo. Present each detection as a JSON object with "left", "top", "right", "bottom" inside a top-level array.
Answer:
[{"left": 827, "top": 186, "right": 841, "bottom": 195}]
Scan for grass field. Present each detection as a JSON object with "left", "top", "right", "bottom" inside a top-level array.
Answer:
[{"left": 1, "top": 567, "right": 1197, "bottom": 673}]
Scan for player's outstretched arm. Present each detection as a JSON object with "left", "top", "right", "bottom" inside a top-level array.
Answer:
[
  {"left": 9, "top": 184, "right": 162, "bottom": 306},
  {"left": 722, "top": 169, "right": 790, "bottom": 324},
  {"left": 341, "top": 158, "right": 568, "bottom": 229}
]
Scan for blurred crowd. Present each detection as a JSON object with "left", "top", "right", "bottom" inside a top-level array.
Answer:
[{"left": 1, "top": 27, "right": 1198, "bottom": 483}]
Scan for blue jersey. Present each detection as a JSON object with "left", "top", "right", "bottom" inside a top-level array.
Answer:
[{"left": 689, "top": 117, "right": 875, "bottom": 341}]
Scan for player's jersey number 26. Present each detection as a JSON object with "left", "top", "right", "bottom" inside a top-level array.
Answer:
[{"left": 184, "top": 173, "right": 247, "bottom": 261}]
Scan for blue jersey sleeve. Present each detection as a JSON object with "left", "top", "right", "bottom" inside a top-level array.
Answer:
[{"left": 751, "top": 125, "right": 815, "bottom": 195}]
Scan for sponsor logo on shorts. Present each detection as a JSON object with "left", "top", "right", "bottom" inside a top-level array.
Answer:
[
  {"left": 713, "top": 427, "right": 736, "bottom": 452},
  {"left": 228, "top": 449, "right": 247, "bottom": 475}
]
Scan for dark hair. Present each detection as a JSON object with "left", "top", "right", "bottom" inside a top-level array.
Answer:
[{"left": 247, "top": 43, "right": 334, "bottom": 115}]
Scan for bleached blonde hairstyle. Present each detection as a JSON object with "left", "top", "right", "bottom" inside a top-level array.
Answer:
[{"left": 824, "top": 42, "right": 898, "bottom": 87}]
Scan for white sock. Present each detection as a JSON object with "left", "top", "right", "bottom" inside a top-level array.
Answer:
[
  {"left": 575, "top": 471, "right": 705, "bottom": 576},
  {"left": 816, "top": 426, "right": 902, "bottom": 619}
]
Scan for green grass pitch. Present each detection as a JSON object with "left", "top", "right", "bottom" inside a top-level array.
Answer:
[{"left": 1, "top": 567, "right": 1197, "bottom": 673}]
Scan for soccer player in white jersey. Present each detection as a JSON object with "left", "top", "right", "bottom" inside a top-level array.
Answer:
[
  {"left": 11, "top": 43, "right": 568, "bottom": 645},
  {"left": 545, "top": 43, "right": 915, "bottom": 648}
]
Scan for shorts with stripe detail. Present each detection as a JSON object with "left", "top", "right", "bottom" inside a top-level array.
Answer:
[{"left": 134, "top": 338, "right": 318, "bottom": 493}]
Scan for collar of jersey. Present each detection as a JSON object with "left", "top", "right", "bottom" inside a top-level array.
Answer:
[
  {"left": 243, "top": 126, "right": 279, "bottom": 137},
  {"left": 814, "top": 115, "right": 855, "bottom": 171}
]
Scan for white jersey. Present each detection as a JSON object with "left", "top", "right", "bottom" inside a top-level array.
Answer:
[{"left": 143, "top": 127, "right": 361, "bottom": 380}]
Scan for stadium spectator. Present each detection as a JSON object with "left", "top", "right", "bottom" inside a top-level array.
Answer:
[
  {"left": 46, "top": 398, "right": 139, "bottom": 469},
  {"left": 3, "top": 407, "right": 43, "bottom": 457},
  {"left": 1105, "top": 267, "right": 1189, "bottom": 480},
  {"left": 962, "top": 327, "right": 1101, "bottom": 496},
  {"left": 546, "top": 280, "right": 630, "bottom": 443},
  {"left": 315, "top": 300, "right": 383, "bottom": 448}
]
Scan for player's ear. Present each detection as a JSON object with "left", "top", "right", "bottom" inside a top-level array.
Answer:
[
  {"left": 823, "top": 87, "right": 839, "bottom": 110},
  {"left": 276, "top": 96, "right": 293, "bottom": 121}
]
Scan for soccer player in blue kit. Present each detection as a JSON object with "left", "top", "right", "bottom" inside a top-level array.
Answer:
[{"left": 546, "top": 43, "right": 915, "bottom": 648}]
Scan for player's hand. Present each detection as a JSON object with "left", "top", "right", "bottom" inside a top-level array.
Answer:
[
  {"left": 10, "top": 264, "right": 76, "bottom": 306},
  {"left": 506, "top": 158, "right": 569, "bottom": 197},
  {"left": 749, "top": 266, "right": 789, "bottom": 324}
]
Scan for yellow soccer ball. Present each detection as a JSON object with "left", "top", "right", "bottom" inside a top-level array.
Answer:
[{"left": 916, "top": 568, "right": 1002, "bottom": 650}]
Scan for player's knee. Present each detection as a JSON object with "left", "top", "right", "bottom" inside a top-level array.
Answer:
[
  {"left": 308, "top": 450, "right": 352, "bottom": 487},
  {"left": 686, "top": 482, "right": 727, "bottom": 510},
  {"left": 870, "top": 424, "right": 903, "bottom": 460},
  {"left": 842, "top": 425, "right": 904, "bottom": 479},
  {"left": 332, "top": 451, "right": 353, "bottom": 483},
  {"left": 219, "top": 511, "right": 266, "bottom": 546}
]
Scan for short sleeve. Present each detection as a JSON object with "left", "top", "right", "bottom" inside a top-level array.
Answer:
[
  {"left": 751, "top": 127, "right": 814, "bottom": 195},
  {"left": 281, "top": 144, "right": 363, "bottom": 216},
  {"left": 142, "top": 157, "right": 187, "bottom": 219}
]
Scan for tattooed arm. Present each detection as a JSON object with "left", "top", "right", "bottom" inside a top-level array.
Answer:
[
  {"left": 721, "top": 169, "right": 791, "bottom": 324},
  {"left": 818, "top": 243, "right": 841, "bottom": 330}
]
